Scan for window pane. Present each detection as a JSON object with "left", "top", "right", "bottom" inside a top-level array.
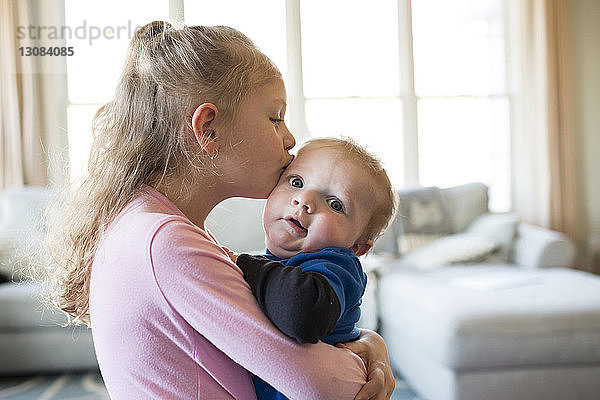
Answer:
[
  {"left": 304, "top": 99, "right": 404, "bottom": 186},
  {"left": 184, "top": 0, "right": 287, "bottom": 79},
  {"left": 411, "top": 0, "right": 506, "bottom": 96},
  {"left": 301, "top": 0, "right": 400, "bottom": 98},
  {"left": 67, "top": 105, "right": 100, "bottom": 180},
  {"left": 417, "top": 98, "right": 510, "bottom": 211},
  {"left": 65, "top": 0, "right": 168, "bottom": 104}
]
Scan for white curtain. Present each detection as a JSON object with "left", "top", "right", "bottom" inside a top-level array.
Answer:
[
  {"left": 509, "top": 0, "right": 578, "bottom": 248},
  {"left": 0, "top": 0, "right": 48, "bottom": 190}
]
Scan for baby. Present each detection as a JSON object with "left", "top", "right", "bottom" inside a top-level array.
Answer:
[{"left": 232, "top": 137, "right": 397, "bottom": 400}]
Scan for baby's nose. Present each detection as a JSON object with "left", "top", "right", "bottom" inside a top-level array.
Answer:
[{"left": 292, "top": 193, "right": 315, "bottom": 214}]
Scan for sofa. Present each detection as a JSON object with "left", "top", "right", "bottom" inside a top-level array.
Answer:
[
  {"left": 0, "top": 186, "right": 273, "bottom": 376},
  {"left": 364, "top": 183, "right": 600, "bottom": 400},
  {"left": 0, "top": 186, "right": 97, "bottom": 375},
  {"left": 3, "top": 183, "right": 599, "bottom": 400},
  {"left": 0, "top": 186, "right": 272, "bottom": 377}
]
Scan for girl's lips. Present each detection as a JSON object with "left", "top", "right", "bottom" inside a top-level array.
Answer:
[{"left": 285, "top": 155, "right": 295, "bottom": 168}]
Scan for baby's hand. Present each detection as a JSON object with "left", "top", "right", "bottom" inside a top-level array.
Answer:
[{"left": 222, "top": 247, "right": 238, "bottom": 263}]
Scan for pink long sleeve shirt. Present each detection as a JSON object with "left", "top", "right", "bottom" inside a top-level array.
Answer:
[{"left": 89, "top": 186, "right": 367, "bottom": 399}]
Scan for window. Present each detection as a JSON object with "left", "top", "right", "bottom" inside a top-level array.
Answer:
[
  {"left": 411, "top": 0, "right": 510, "bottom": 211},
  {"left": 65, "top": 0, "right": 511, "bottom": 210},
  {"left": 65, "top": 0, "right": 168, "bottom": 179},
  {"left": 183, "top": 0, "right": 286, "bottom": 77},
  {"left": 298, "top": 0, "right": 511, "bottom": 211},
  {"left": 299, "top": 0, "right": 405, "bottom": 186}
]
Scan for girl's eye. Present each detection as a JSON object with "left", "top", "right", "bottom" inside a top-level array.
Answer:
[
  {"left": 289, "top": 177, "right": 303, "bottom": 188},
  {"left": 327, "top": 199, "right": 344, "bottom": 213},
  {"left": 270, "top": 117, "right": 284, "bottom": 124}
]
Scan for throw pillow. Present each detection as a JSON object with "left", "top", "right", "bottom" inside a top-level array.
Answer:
[
  {"left": 464, "top": 213, "right": 519, "bottom": 262},
  {"left": 400, "top": 233, "right": 500, "bottom": 270},
  {"left": 396, "top": 186, "right": 451, "bottom": 235},
  {"left": 397, "top": 233, "right": 442, "bottom": 254}
]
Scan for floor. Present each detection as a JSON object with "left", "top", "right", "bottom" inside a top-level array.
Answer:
[
  {"left": 0, "top": 373, "right": 108, "bottom": 400},
  {"left": 0, "top": 371, "right": 420, "bottom": 399}
]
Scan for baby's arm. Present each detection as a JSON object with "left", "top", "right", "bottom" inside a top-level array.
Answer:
[{"left": 236, "top": 254, "right": 340, "bottom": 344}]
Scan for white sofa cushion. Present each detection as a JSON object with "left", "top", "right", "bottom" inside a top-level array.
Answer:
[
  {"left": 0, "top": 282, "right": 69, "bottom": 329},
  {"left": 379, "top": 266, "right": 600, "bottom": 370},
  {"left": 399, "top": 233, "right": 499, "bottom": 270},
  {"left": 206, "top": 197, "right": 267, "bottom": 253},
  {"left": 464, "top": 212, "right": 519, "bottom": 261},
  {"left": 0, "top": 186, "right": 53, "bottom": 281},
  {"left": 512, "top": 223, "right": 576, "bottom": 268}
]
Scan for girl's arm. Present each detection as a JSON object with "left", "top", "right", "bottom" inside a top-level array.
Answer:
[
  {"left": 340, "top": 329, "right": 396, "bottom": 400},
  {"left": 151, "top": 218, "right": 366, "bottom": 400},
  {"left": 233, "top": 252, "right": 395, "bottom": 399}
]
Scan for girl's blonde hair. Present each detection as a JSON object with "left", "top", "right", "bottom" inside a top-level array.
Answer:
[
  {"left": 45, "top": 21, "right": 281, "bottom": 325},
  {"left": 298, "top": 138, "right": 398, "bottom": 243}
]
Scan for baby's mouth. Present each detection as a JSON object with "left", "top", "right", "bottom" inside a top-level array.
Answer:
[{"left": 284, "top": 216, "right": 307, "bottom": 235}]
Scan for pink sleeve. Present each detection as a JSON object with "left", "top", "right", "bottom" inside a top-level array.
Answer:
[{"left": 150, "top": 217, "right": 367, "bottom": 400}]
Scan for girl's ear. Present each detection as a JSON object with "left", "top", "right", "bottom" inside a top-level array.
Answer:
[
  {"left": 350, "top": 239, "right": 373, "bottom": 257},
  {"left": 191, "top": 103, "right": 219, "bottom": 156}
]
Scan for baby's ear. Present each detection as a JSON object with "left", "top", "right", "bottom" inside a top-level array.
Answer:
[{"left": 350, "top": 239, "right": 373, "bottom": 257}]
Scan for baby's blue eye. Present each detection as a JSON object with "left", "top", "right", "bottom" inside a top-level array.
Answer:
[
  {"left": 327, "top": 199, "right": 344, "bottom": 212},
  {"left": 289, "top": 177, "right": 303, "bottom": 188}
]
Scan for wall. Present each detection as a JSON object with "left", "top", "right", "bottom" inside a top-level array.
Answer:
[{"left": 570, "top": 0, "right": 600, "bottom": 271}]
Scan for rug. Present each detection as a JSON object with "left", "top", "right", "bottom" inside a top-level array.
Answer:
[
  {"left": 0, "top": 372, "right": 108, "bottom": 400},
  {"left": 0, "top": 371, "right": 419, "bottom": 399}
]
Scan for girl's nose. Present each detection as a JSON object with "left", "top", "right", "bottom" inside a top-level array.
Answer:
[{"left": 282, "top": 124, "right": 296, "bottom": 151}]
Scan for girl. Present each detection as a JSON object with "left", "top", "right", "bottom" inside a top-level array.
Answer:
[{"left": 45, "top": 21, "right": 394, "bottom": 399}]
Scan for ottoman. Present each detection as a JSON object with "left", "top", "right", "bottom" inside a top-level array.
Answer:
[{"left": 378, "top": 266, "right": 600, "bottom": 400}]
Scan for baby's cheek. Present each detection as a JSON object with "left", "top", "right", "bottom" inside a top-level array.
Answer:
[{"left": 313, "top": 220, "right": 348, "bottom": 247}]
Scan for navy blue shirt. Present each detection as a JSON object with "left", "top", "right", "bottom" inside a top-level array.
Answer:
[
  {"left": 237, "top": 247, "right": 368, "bottom": 400},
  {"left": 262, "top": 247, "right": 367, "bottom": 344}
]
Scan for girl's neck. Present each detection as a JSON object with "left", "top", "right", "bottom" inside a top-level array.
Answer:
[{"left": 155, "top": 177, "right": 227, "bottom": 230}]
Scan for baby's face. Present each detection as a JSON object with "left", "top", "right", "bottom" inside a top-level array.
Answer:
[{"left": 263, "top": 145, "right": 376, "bottom": 259}]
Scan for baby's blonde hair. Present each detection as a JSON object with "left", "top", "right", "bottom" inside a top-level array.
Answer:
[
  {"left": 45, "top": 21, "right": 281, "bottom": 325},
  {"left": 298, "top": 138, "right": 398, "bottom": 243}
]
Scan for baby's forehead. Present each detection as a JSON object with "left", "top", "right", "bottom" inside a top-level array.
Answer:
[
  {"left": 295, "top": 144, "right": 366, "bottom": 171},
  {"left": 295, "top": 143, "right": 351, "bottom": 164},
  {"left": 293, "top": 145, "right": 378, "bottom": 202},
  {"left": 292, "top": 146, "right": 355, "bottom": 175}
]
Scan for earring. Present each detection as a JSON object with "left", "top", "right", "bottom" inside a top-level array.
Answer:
[{"left": 209, "top": 152, "right": 218, "bottom": 160}]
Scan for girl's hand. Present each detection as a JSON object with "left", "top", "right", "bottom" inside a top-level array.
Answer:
[
  {"left": 336, "top": 329, "right": 395, "bottom": 400},
  {"left": 222, "top": 247, "right": 238, "bottom": 263}
]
